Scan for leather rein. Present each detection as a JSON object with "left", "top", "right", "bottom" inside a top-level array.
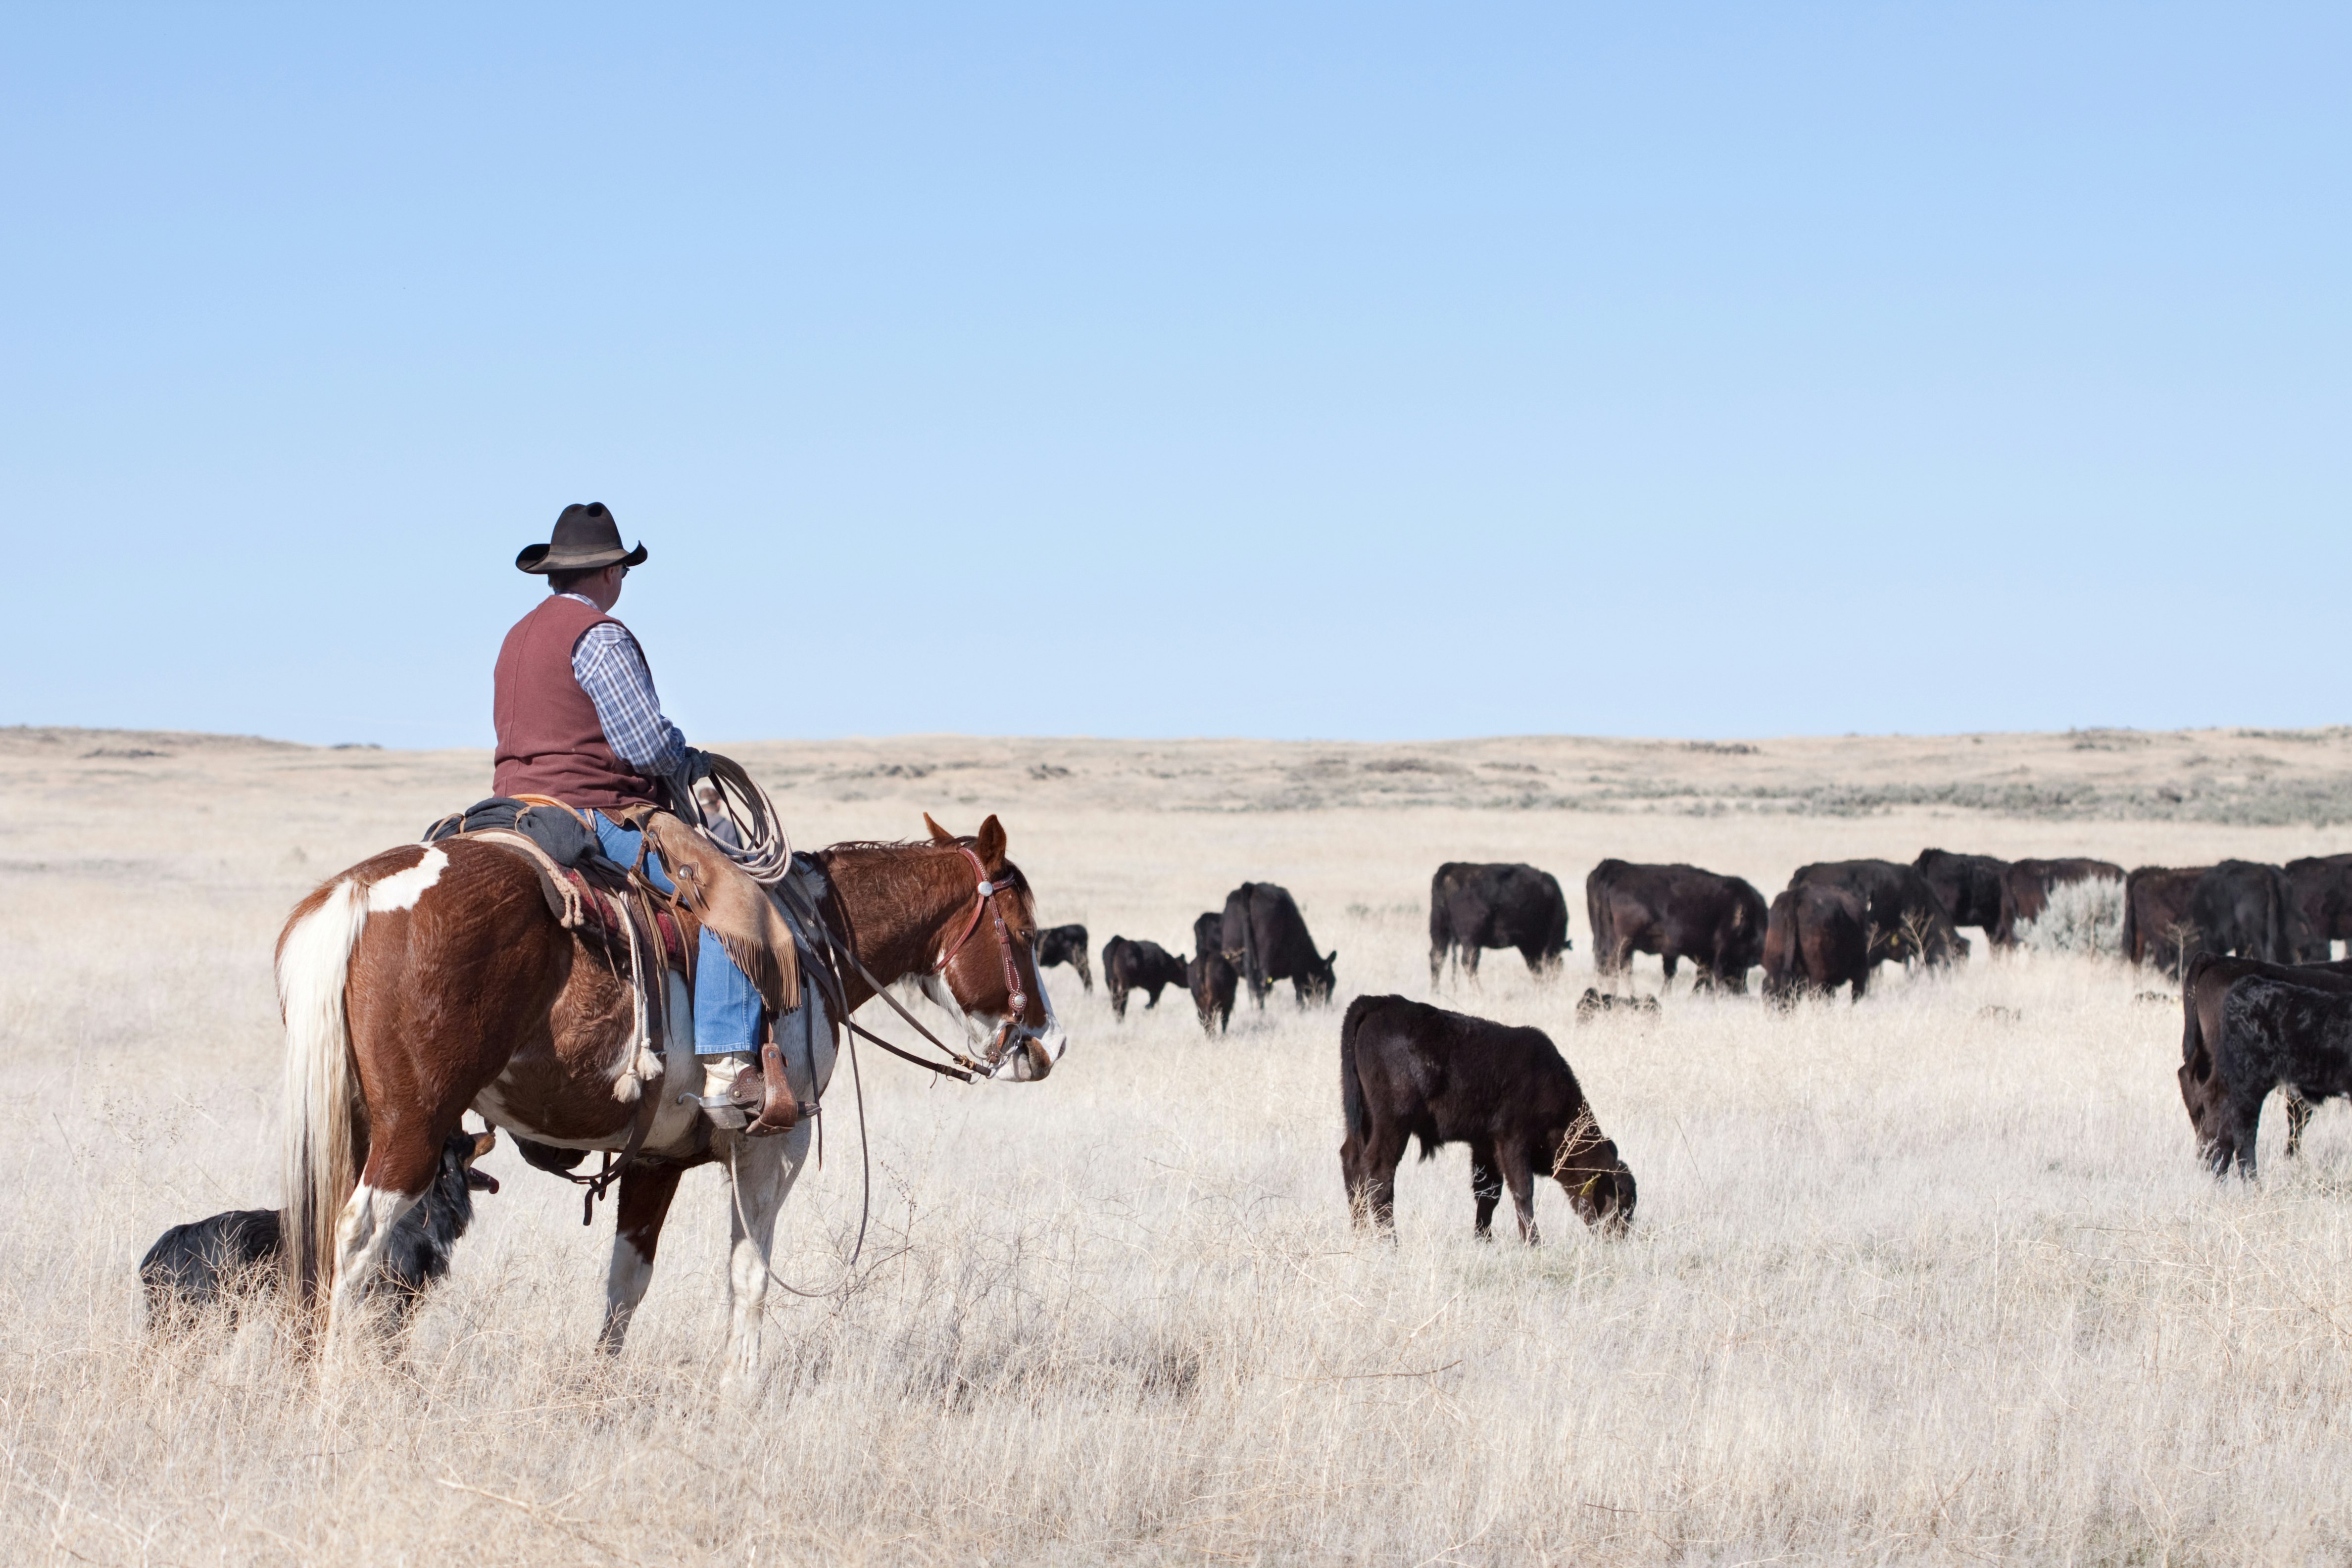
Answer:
[{"left": 770, "top": 841, "right": 1044, "bottom": 1085}]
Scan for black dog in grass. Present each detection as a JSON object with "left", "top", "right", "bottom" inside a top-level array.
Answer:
[{"left": 141, "top": 1127, "right": 499, "bottom": 1333}]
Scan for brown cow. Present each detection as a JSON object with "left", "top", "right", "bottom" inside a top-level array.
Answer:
[{"left": 1339, "top": 994, "right": 1633, "bottom": 1241}]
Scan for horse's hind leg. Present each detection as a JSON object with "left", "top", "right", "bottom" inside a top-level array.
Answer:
[
  {"left": 600, "top": 1162, "right": 685, "bottom": 1354},
  {"left": 326, "top": 1127, "right": 441, "bottom": 1348},
  {"left": 723, "top": 1124, "right": 814, "bottom": 1381}
]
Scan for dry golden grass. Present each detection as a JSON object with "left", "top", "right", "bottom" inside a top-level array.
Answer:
[{"left": 2, "top": 728, "right": 2350, "bottom": 1564}]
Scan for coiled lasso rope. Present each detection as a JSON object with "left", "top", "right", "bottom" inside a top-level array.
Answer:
[{"left": 671, "top": 749, "right": 795, "bottom": 884}]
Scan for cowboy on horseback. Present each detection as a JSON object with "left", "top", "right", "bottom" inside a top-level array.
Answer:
[
  {"left": 276, "top": 520, "right": 1063, "bottom": 1359},
  {"left": 493, "top": 502, "right": 795, "bottom": 1134}
]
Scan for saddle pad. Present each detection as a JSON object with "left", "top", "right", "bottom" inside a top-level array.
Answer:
[{"left": 424, "top": 796, "right": 599, "bottom": 869}]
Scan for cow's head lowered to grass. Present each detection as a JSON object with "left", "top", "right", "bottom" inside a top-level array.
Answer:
[{"left": 1552, "top": 1113, "right": 1637, "bottom": 1237}]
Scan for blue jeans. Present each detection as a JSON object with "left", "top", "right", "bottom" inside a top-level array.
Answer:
[{"left": 590, "top": 812, "right": 762, "bottom": 1055}]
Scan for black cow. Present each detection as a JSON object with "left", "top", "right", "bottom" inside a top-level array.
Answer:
[
  {"left": 1188, "top": 911, "right": 1237, "bottom": 1035},
  {"left": 142, "top": 1127, "right": 498, "bottom": 1334},
  {"left": 2285, "top": 854, "right": 2352, "bottom": 962},
  {"left": 1788, "top": 860, "right": 1963, "bottom": 968},
  {"left": 2177, "top": 953, "right": 2352, "bottom": 1165},
  {"left": 1428, "top": 862, "right": 1570, "bottom": 986},
  {"left": 1035, "top": 923, "right": 1092, "bottom": 992},
  {"left": 1762, "top": 882, "right": 1871, "bottom": 1003},
  {"left": 1221, "top": 882, "right": 1337, "bottom": 1008},
  {"left": 1912, "top": 849, "right": 2011, "bottom": 937},
  {"left": 1586, "top": 860, "right": 1767, "bottom": 993},
  {"left": 2188, "top": 974, "right": 2352, "bottom": 1176},
  {"left": 1996, "top": 857, "right": 2126, "bottom": 945},
  {"left": 1339, "top": 994, "right": 1634, "bottom": 1241},
  {"left": 2122, "top": 865, "right": 2211, "bottom": 972},
  {"left": 1102, "top": 936, "right": 1188, "bottom": 1020},
  {"left": 2189, "top": 860, "right": 2297, "bottom": 965}
]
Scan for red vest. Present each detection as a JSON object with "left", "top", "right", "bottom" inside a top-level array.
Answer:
[{"left": 491, "top": 595, "right": 664, "bottom": 811}]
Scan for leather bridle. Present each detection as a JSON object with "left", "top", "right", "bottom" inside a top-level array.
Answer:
[{"left": 933, "top": 844, "right": 1046, "bottom": 1069}]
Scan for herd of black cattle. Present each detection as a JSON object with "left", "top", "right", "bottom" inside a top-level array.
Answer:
[
  {"left": 1053, "top": 851, "right": 2352, "bottom": 1018},
  {"left": 136, "top": 848, "right": 2352, "bottom": 1322},
  {"left": 1036, "top": 849, "right": 2352, "bottom": 1237}
]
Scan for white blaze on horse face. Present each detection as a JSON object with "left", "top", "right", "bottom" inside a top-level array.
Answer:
[
  {"left": 927, "top": 963, "right": 1066, "bottom": 1081},
  {"left": 1024, "top": 973, "right": 1068, "bottom": 1073},
  {"left": 366, "top": 845, "right": 448, "bottom": 913}
]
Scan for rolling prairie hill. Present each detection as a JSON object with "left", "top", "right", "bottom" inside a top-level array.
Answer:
[{"left": 9, "top": 721, "right": 2352, "bottom": 824}]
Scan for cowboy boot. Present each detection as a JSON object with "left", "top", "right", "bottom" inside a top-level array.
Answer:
[
  {"left": 692, "top": 1051, "right": 757, "bottom": 1130},
  {"left": 691, "top": 1048, "right": 799, "bottom": 1135}
]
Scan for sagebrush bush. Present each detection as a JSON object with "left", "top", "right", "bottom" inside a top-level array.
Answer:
[{"left": 2013, "top": 873, "right": 2127, "bottom": 956}]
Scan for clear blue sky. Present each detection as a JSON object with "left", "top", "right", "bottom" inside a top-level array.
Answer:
[{"left": 3, "top": 5, "right": 2345, "bottom": 747}]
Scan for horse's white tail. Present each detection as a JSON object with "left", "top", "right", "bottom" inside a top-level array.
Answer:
[{"left": 278, "top": 878, "right": 369, "bottom": 1319}]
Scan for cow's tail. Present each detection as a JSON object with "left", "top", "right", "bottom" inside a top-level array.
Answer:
[
  {"left": 2118, "top": 874, "right": 2142, "bottom": 966},
  {"left": 1585, "top": 866, "right": 1615, "bottom": 978},
  {"left": 1339, "top": 994, "right": 1378, "bottom": 1148},
  {"left": 2180, "top": 949, "right": 2222, "bottom": 1071},
  {"left": 278, "top": 878, "right": 370, "bottom": 1323}
]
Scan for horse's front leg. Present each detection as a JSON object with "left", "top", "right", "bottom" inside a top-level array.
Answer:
[
  {"left": 599, "top": 1161, "right": 685, "bottom": 1354},
  {"left": 723, "top": 1122, "right": 814, "bottom": 1379}
]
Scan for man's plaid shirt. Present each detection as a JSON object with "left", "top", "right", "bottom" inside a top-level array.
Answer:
[{"left": 558, "top": 593, "right": 686, "bottom": 774}]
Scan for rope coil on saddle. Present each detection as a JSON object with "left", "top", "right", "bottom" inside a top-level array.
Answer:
[{"left": 671, "top": 750, "right": 795, "bottom": 885}]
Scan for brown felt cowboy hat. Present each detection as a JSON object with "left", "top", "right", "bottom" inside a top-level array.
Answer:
[{"left": 514, "top": 502, "right": 649, "bottom": 574}]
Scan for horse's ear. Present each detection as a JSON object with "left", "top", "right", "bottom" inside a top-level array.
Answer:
[
  {"left": 923, "top": 813, "right": 956, "bottom": 844},
  {"left": 976, "top": 814, "right": 1007, "bottom": 864}
]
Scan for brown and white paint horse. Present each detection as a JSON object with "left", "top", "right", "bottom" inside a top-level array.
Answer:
[{"left": 277, "top": 813, "right": 1063, "bottom": 1370}]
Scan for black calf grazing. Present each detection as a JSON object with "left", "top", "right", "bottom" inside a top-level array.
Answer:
[
  {"left": 1036, "top": 924, "right": 1093, "bottom": 992},
  {"left": 2187, "top": 976, "right": 2352, "bottom": 1177},
  {"left": 1102, "top": 935, "right": 1188, "bottom": 1019},
  {"left": 141, "top": 1127, "right": 498, "bottom": 1333},
  {"left": 1189, "top": 950, "right": 1238, "bottom": 1034},
  {"left": 1189, "top": 912, "right": 1238, "bottom": 1034},
  {"left": 1339, "top": 995, "right": 1633, "bottom": 1241}
]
